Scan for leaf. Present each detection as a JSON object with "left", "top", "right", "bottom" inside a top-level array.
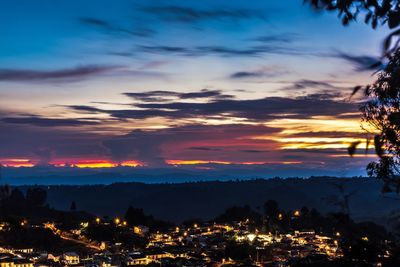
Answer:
[
  {"left": 383, "top": 29, "right": 400, "bottom": 55},
  {"left": 342, "top": 16, "right": 350, "bottom": 26},
  {"left": 350, "top": 85, "right": 363, "bottom": 98},
  {"left": 388, "top": 11, "right": 400, "bottom": 29},
  {"left": 365, "top": 12, "right": 373, "bottom": 24},
  {"left": 385, "top": 128, "right": 398, "bottom": 144},
  {"left": 374, "top": 135, "right": 384, "bottom": 157},
  {"left": 368, "top": 60, "right": 382, "bottom": 70},
  {"left": 348, "top": 141, "right": 361, "bottom": 157},
  {"left": 388, "top": 112, "right": 400, "bottom": 127}
]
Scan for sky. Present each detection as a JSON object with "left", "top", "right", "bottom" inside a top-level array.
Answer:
[{"left": 0, "top": 0, "right": 387, "bottom": 178}]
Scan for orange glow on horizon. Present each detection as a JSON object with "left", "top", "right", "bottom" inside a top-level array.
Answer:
[
  {"left": 67, "top": 159, "right": 144, "bottom": 168},
  {"left": 0, "top": 158, "right": 35, "bottom": 168},
  {"left": 166, "top": 160, "right": 231, "bottom": 165},
  {"left": 2, "top": 159, "right": 143, "bottom": 168},
  {"left": 166, "top": 160, "right": 302, "bottom": 165},
  {"left": 120, "top": 160, "right": 143, "bottom": 167}
]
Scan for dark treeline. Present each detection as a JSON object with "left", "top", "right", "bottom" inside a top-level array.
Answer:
[
  {"left": 0, "top": 187, "right": 92, "bottom": 224},
  {"left": 29, "top": 177, "right": 400, "bottom": 224}
]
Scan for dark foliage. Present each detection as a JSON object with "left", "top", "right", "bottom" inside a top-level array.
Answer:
[
  {"left": 83, "top": 223, "right": 148, "bottom": 249},
  {"left": 26, "top": 188, "right": 47, "bottom": 207},
  {"left": 224, "top": 241, "right": 255, "bottom": 261},
  {"left": 0, "top": 226, "right": 89, "bottom": 253},
  {"left": 305, "top": 0, "right": 400, "bottom": 56},
  {"left": 124, "top": 206, "right": 172, "bottom": 231},
  {"left": 214, "top": 205, "right": 262, "bottom": 224},
  {"left": 356, "top": 49, "right": 400, "bottom": 192},
  {"left": 0, "top": 187, "right": 92, "bottom": 225}
]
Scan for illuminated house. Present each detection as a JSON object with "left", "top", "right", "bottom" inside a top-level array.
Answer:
[
  {"left": 0, "top": 258, "right": 14, "bottom": 267},
  {"left": 62, "top": 252, "right": 80, "bottom": 265},
  {"left": 125, "top": 253, "right": 149, "bottom": 266},
  {"left": 13, "top": 259, "right": 34, "bottom": 267},
  {"left": 0, "top": 258, "right": 33, "bottom": 267}
]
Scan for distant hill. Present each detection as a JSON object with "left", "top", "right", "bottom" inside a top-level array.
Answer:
[{"left": 18, "top": 177, "right": 400, "bottom": 224}]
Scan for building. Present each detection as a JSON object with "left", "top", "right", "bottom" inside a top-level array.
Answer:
[{"left": 62, "top": 253, "right": 79, "bottom": 265}]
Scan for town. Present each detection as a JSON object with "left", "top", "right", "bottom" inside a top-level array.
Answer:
[
  {"left": 0, "top": 201, "right": 397, "bottom": 267},
  {"left": 0, "top": 218, "right": 347, "bottom": 267}
]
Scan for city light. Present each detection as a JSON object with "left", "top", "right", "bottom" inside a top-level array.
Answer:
[{"left": 247, "top": 234, "right": 256, "bottom": 242}]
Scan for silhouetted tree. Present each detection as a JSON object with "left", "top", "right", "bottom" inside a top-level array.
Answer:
[
  {"left": 305, "top": 0, "right": 400, "bottom": 57},
  {"left": 214, "top": 205, "right": 261, "bottom": 224},
  {"left": 26, "top": 188, "right": 47, "bottom": 207},
  {"left": 263, "top": 200, "right": 279, "bottom": 220},
  {"left": 9, "top": 188, "right": 25, "bottom": 203},
  {"left": 125, "top": 206, "right": 148, "bottom": 225},
  {"left": 357, "top": 50, "right": 400, "bottom": 192},
  {"left": 0, "top": 166, "right": 10, "bottom": 202},
  {"left": 124, "top": 206, "right": 172, "bottom": 230}
]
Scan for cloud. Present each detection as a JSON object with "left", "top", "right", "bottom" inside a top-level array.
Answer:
[
  {"left": 250, "top": 33, "right": 299, "bottom": 44},
  {"left": 284, "top": 79, "right": 339, "bottom": 90},
  {"left": 241, "top": 149, "right": 269, "bottom": 153},
  {"left": 102, "top": 124, "right": 281, "bottom": 166},
  {"left": 123, "top": 89, "right": 233, "bottom": 102},
  {"left": 188, "top": 147, "right": 222, "bottom": 151},
  {"left": 132, "top": 96, "right": 356, "bottom": 121},
  {"left": 1, "top": 116, "right": 100, "bottom": 127},
  {"left": 139, "top": 44, "right": 307, "bottom": 57},
  {"left": 230, "top": 71, "right": 265, "bottom": 79},
  {"left": 142, "top": 5, "right": 266, "bottom": 23},
  {"left": 66, "top": 105, "right": 104, "bottom": 113},
  {"left": 33, "top": 148, "right": 54, "bottom": 166},
  {"left": 66, "top": 92, "right": 357, "bottom": 122},
  {"left": 0, "top": 121, "right": 107, "bottom": 160},
  {"left": 230, "top": 66, "right": 289, "bottom": 79},
  {"left": 80, "top": 17, "right": 154, "bottom": 37},
  {"left": 290, "top": 131, "right": 366, "bottom": 138},
  {"left": 279, "top": 79, "right": 349, "bottom": 100},
  {"left": 333, "top": 52, "right": 382, "bottom": 71},
  {"left": 0, "top": 65, "right": 122, "bottom": 82}
]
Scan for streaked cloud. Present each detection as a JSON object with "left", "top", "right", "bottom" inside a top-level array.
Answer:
[
  {"left": 142, "top": 5, "right": 266, "bottom": 23},
  {"left": 0, "top": 65, "right": 122, "bottom": 82},
  {"left": 1, "top": 116, "right": 100, "bottom": 127}
]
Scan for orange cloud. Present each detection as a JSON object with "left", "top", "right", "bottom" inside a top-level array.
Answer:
[{"left": 0, "top": 158, "right": 36, "bottom": 167}]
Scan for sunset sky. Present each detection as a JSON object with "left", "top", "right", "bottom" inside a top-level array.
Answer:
[{"left": 0, "top": 0, "right": 386, "bottom": 177}]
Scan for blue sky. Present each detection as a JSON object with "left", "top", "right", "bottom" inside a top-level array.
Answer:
[{"left": 0, "top": 0, "right": 387, "bottom": 178}]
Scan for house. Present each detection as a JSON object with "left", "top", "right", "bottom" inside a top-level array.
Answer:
[
  {"left": 0, "top": 258, "right": 14, "bottom": 267},
  {"left": 124, "top": 253, "right": 149, "bottom": 266},
  {"left": 13, "top": 258, "right": 34, "bottom": 267},
  {"left": 62, "top": 253, "right": 80, "bottom": 265}
]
